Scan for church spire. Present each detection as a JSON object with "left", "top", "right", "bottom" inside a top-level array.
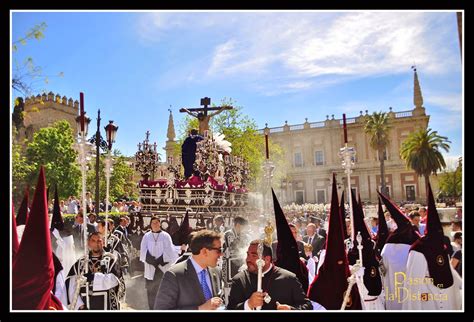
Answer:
[
  {"left": 167, "top": 108, "right": 175, "bottom": 141},
  {"left": 413, "top": 66, "right": 424, "bottom": 109},
  {"left": 164, "top": 107, "right": 177, "bottom": 161}
]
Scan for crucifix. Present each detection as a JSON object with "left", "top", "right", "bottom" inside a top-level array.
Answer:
[{"left": 179, "top": 97, "right": 233, "bottom": 135}]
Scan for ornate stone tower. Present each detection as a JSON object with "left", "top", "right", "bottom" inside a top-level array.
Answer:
[
  {"left": 164, "top": 109, "right": 177, "bottom": 161},
  {"left": 20, "top": 92, "right": 79, "bottom": 142},
  {"left": 412, "top": 67, "right": 427, "bottom": 117}
]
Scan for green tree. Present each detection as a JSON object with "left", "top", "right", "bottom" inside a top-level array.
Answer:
[
  {"left": 12, "top": 127, "right": 35, "bottom": 207},
  {"left": 438, "top": 158, "right": 462, "bottom": 201},
  {"left": 87, "top": 150, "right": 138, "bottom": 204},
  {"left": 364, "top": 112, "right": 391, "bottom": 195},
  {"left": 177, "top": 98, "right": 286, "bottom": 189},
  {"left": 400, "top": 128, "right": 451, "bottom": 194},
  {"left": 25, "top": 120, "right": 80, "bottom": 200}
]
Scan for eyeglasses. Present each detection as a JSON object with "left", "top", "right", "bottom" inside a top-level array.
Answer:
[{"left": 207, "top": 247, "right": 224, "bottom": 254}]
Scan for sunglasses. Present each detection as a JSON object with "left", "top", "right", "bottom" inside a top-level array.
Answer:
[{"left": 207, "top": 247, "right": 224, "bottom": 254}]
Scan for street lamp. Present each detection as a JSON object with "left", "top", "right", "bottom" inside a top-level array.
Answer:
[{"left": 103, "top": 120, "right": 118, "bottom": 240}]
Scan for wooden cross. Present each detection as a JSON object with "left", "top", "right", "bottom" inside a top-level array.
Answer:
[{"left": 179, "top": 97, "right": 232, "bottom": 116}]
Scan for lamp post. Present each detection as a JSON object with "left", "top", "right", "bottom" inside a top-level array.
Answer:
[
  {"left": 74, "top": 92, "right": 92, "bottom": 309},
  {"left": 104, "top": 120, "right": 118, "bottom": 240}
]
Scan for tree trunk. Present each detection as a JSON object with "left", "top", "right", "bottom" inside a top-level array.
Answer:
[{"left": 379, "top": 148, "right": 387, "bottom": 196}]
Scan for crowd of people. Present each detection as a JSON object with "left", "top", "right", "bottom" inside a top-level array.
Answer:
[{"left": 14, "top": 173, "right": 463, "bottom": 311}]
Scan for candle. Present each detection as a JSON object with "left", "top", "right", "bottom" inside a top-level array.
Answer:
[
  {"left": 80, "top": 92, "right": 85, "bottom": 132},
  {"left": 343, "top": 113, "right": 348, "bottom": 144},
  {"left": 265, "top": 133, "right": 269, "bottom": 159}
]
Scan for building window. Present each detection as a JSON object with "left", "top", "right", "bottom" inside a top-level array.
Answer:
[
  {"left": 350, "top": 187, "right": 358, "bottom": 198},
  {"left": 314, "top": 150, "right": 324, "bottom": 166},
  {"left": 315, "top": 189, "right": 326, "bottom": 203},
  {"left": 379, "top": 185, "right": 391, "bottom": 197},
  {"left": 295, "top": 190, "right": 305, "bottom": 204},
  {"left": 294, "top": 152, "right": 303, "bottom": 167},
  {"left": 405, "top": 185, "right": 416, "bottom": 201}
]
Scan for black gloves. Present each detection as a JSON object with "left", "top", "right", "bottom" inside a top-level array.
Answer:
[
  {"left": 145, "top": 251, "right": 169, "bottom": 267},
  {"left": 84, "top": 271, "right": 94, "bottom": 283},
  {"left": 155, "top": 254, "right": 169, "bottom": 267},
  {"left": 145, "top": 250, "right": 157, "bottom": 266}
]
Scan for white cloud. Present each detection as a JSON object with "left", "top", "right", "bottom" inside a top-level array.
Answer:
[
  {"left": 135, "top": 11, "right": 459, "bottom": 94},
  {"left": 425, "top": 92, "right": 462, "bottom": 113}
]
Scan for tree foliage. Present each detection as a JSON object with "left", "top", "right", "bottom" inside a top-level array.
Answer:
[
  {"left": 400, "top": 127, "right": 451, "bottom": 192},
  {"left": 24, "top": 120, "right": 81, "bottom": 200},
  {"left": 364, "top": 112, "right": 391, "bottom": 194},
  {"left": 12, "top": 22, "right": 64, "bottom": 104},
  {"left": 86, "top": 150, "right": 138, "bottom": 203},
  {"left": 12, "top": 127, "right": 35, "bottom": 208},
  {"left": 438, "top": 158, "right": 462, "bottom": 201}
]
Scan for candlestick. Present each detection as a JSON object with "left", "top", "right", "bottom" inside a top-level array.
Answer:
[
  {"left": 265, "top": 133, "right": 269, "bottom": 159},
  {"left": 343, "top": 113, "right": 348, "bottom": 144},
  {"left": 80, "top": 92, "right": 85, "bottom": 132}
]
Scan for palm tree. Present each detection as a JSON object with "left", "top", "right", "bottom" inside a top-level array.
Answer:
[
  {"left": 364, "top": 112, "right": 391, "bottom": 196},
  {"left": 400, "top": 128, "right": 451, "bottom": 195}
]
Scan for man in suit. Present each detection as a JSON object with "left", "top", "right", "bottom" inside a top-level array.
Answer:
[
  {"left": 72, "top": 212, "right": 96, "bottom": 251},
  {"left": 272, "top": 223, "right": 306, "bottom": 260},
  {"left": 154, "top": 229, "right": 224, "bottom": 310},
  {"left": 227, "top": 240, "right": 312, "bottom": 310},
  {"left": 302, "top": 223, "right": 325, "bottom": 258},
  {"left": 312, "top": 217, "right": 327, "bottom": 239}
]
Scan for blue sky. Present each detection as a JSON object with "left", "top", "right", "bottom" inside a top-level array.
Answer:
[{"left": 11, "top": 10, "right": 463, "bottom": 167}]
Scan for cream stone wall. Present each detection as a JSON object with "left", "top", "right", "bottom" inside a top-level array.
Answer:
[{"left": 261, "top": 106, "right": 430, "bottom": 204}]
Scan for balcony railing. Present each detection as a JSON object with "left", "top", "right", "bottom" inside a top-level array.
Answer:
[{"left": 258, "top": 109, "right": 417, "bottom": 134}]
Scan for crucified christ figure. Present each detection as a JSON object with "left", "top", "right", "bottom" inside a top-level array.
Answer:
[{"left": 180, "top": 97, "right": 233, "bottom": 135}]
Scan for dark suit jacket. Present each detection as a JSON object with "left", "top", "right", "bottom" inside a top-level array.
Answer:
[
  {"left": 72, "top": 223, "right": 96, "bottom": 249},
  {"left": 271, "top": 240, "right": 306, "bottom": 260},
  {"left": 154, "top": 257, "right": 222, "bottom": 310},
  {"left": 303, "top": 234, "right": 325, "bottom": 257},
  {"left": 316, "top": 227, "right": 327, "bottom": 239},
  {"left": 227, "top": 266, "right": 312, "bottom": 310}
]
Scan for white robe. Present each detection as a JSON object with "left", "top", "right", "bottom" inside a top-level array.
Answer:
[
  {"left": 381, "top": 243, "right": 411, "bottom": 310},
  {"left": 52, "top": 229, "right": 76, "bottom": 274},
  {"left": 351, "top": 265, "right": 385, "bottom": 310},
  {"left": 307, "top": 256, "right": 317, "bottom": 284},
  {"left": 139, "top": 230, "right": 178, "bottom": 280},
  {"left": 316, "top": 249, "right": 326, "bottom": 275},
  {"left": 54, "top": 269, "right": 68, "bottom": 308},
  {"left": 401, "top": 251, "right": 462, "bottom": 310}
]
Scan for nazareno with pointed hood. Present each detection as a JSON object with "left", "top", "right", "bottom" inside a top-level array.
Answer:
[
  {"left": 377, "top": 190, "right": 420, "bottom": 245},
  {"left": 307, "top": 174, "right": 362, "bottom": 310},
  {"left": 374, "top": 197, "right": 389, "bottom": 257},
  {"left": 272, "top": 189, "right": 309, "bottom": 294},
  {"left": 50, "top": 184, "right": 64, "bottom": 232},
  {"left": 346, "top": 190, "right": 382, "bottom": 296},
  {"left": 12, "top": 166, "right": 63, "bottom": 310},
  {"left": 410, "top": 183, "right": 453, "bottom": 288},
  {"left": 171, "top": 210, "right": 193, "bottom": 246},
  {"left": 16, "top": 186, "right": 30, "bottom": 226}
]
